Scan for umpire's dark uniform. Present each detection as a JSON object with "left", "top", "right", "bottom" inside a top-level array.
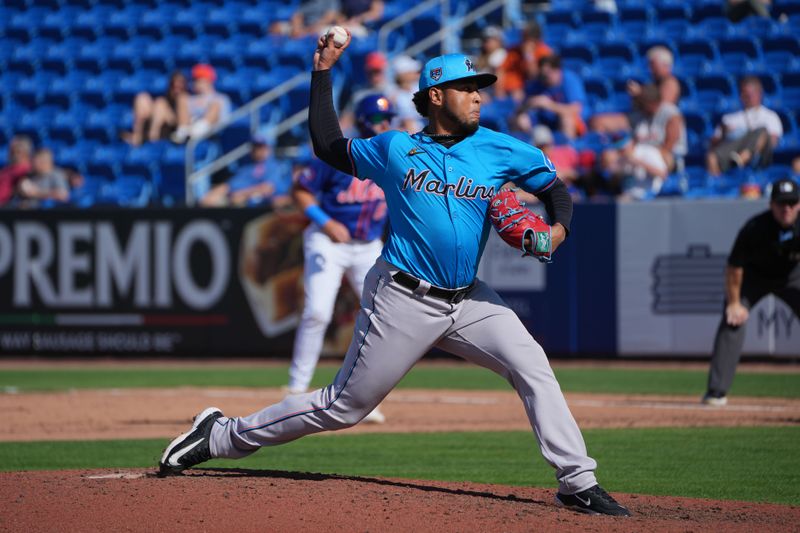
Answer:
[{"left": 706, "top": 179, "right": 800, "bottom": 401}]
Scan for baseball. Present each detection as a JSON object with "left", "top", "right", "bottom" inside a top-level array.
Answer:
[{"left": 327, "top": 25, "right": 348, "bottom": 48}]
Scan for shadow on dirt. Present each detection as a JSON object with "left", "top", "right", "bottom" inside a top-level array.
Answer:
[{"left": 185, "top": 467, "right": 549, "bottom": 507}]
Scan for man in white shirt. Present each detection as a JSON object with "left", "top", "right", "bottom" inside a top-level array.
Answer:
[{"left": 707, "top": 76, "right": 783, "bottom": 176}]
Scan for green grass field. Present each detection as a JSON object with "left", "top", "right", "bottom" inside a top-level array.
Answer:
[
  {"left": 1, "top": 428, "right": 798, "bottom": 505},
  {"left": 1, "top": 363, "right": 799, "bottom": 506},
  {"left": 2, "top": 363, "right": 799, "bottom": 397}
]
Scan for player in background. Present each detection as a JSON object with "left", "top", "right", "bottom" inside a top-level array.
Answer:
[{"left": 286, "top": 94, "right": 395, "bottom": 424}]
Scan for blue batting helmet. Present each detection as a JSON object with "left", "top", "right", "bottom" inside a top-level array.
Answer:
[{"left": 355, "top": 94, "right": 395, "bottom": 137}]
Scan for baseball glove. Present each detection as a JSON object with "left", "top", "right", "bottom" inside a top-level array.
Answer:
[{"left": 488, "top": 189, "right": 552, "bottom": 263}]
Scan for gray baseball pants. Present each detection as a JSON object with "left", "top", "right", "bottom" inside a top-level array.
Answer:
[
  {"left": 210, "top": 258, "right": 598, "bottom": 494},
  {"left": 708, "top": 267, "right": 800, "bottom": 396}
]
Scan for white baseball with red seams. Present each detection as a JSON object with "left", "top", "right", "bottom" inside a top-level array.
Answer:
[{"left": 327, "top": 26, "right": 348, "bottom": 48}]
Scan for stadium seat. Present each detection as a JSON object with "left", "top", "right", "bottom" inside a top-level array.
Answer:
[
  {"left": 171, "top": 9, "right": 204, "bottom": 40},
  {"left": 49, "top": 112, "right": 81, "bottom": 145},
  {"left": 205, "top": 7, "right": 238, "bottom": 38},
  {"left": 108, "top": 39, "right": 148, "bottom": 74},
  {"left": 781, "top": 72, "right": 800, "bottom": 108},
  {"left": 174, "top": 39, "right": 211, "bottom": 69},
  {"left": 543, "top": 10, "right": 578, "bottom": 28},
  {"left": 683, "top": 111, "right": 711, "bottom": 147},
  {"left": 691, "top": 1, "right": 725, "bottom": 22},
  {"left": 138, "top": 10, "right": 170, "bottom": 40},
  {"left": 140, "top": 39, "right": 177, "bottom": 72},
  {"left": 72, "top": 8, "right": 112, "bottom": 40},
  {"left": 238, "top": 5, "right": 272, "bottom": 37},
  {"left": 559, "top": 43, "right": 596, "bottom": 66}
]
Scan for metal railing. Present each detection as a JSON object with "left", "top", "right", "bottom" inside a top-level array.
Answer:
[
  {"left": 184, "top": 0, "right": 507, "bottom": 205},
  {"left": 184, "top": 71, "right": 310, "bottom": 204}
]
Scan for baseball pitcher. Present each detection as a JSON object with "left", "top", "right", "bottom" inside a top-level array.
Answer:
[{"left": 160, "top": 30, "right": 630, "bottom": 517}]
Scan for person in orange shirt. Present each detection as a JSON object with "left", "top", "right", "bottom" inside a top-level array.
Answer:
[{"left": 496, "top": 20, "right": 552, "bottom": 101}]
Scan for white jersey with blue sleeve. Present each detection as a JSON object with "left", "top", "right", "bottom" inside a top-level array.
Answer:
[{"left": 347, "top": 127, "right": 557, "bottom": 289}]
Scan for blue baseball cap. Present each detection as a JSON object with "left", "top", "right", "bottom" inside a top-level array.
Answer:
[{"left": 418, "top": 53, "right": 497, "bottom": 92}]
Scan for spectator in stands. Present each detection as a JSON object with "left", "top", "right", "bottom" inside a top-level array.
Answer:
[
  {"left": 270, "top": 0, "right": 383, "bottom": 38},
  {"left": 0, "top": 135, "right": 33, "bottom": 207},
  {"left": 270, "top": 0, "right": 339, "bottom": 38},
  {"left": 531, "top": 125, "right": 580, "bottom": 186},
  {"left": 726, "top": 0, "right": 772, "bottom": 22},
  {"left": 15, "top": 148, "right": 70, "bottom": 208},
  {"left": 515, "top": 54, "right": 588, "bottom": 140},
  {"left": 340, "top": 52, "right": 392, "bottom": 132},
  {"left": 200, "top": 136, "right": 291, "bottom": 208},
  {"left": 172, "top": 64, "right": 231, "bottom": 144},
  {"left": 124, "top": 71, "right": 188, "bottom": 146},
  {"left": 387, "top": 55, "right": 423, "bottom": 133},
  {"left": 340, "top": 0, "right": 384, "bottom": 36},
  {"left": 476, "top": 26, "right": 507, "bottom": 79},
  {"left": 707, "top": 76, "right": 783, "bottom": 177},
  {"left": 600, "top": 85, "right": 686, "bottom": 199},
  {"left": 347, "top": 52, "right": 392, "bottom": 111},
  {"left": 496, "top": 20, "right": 552, "bottom": 101},
  {"left": 591, "top": 46, "right": 680, "bottom": 134}
]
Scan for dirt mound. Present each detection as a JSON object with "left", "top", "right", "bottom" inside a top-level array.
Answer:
[{"left": 1, "top": 469, "right": 797, "bottom": 532}]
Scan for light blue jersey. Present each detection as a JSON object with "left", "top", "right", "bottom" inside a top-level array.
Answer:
[{"left": 347, "top": 127, "right": 557, "bottom": 289}]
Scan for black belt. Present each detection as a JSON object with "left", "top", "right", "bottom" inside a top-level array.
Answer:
[{"left": 391, "top": 271, "right": 473, "bottom": 304}]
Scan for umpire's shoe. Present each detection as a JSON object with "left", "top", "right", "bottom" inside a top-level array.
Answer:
[
  {"left": 158, "top": 407, "right": 223, "bottom": 477},
  {"left": 555, "top": 485, "right": 631, "bottom": 516}
]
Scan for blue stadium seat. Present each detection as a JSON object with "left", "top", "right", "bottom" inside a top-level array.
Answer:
[
  {"left": 105, "top": 7, "right": 144, "bottom": 39},
  {"left": 683, "top": 110, "right": 711, "bottom": 147},
  {"left": 138, "top": 10, "right": 170, "bottom": 40},
  {"left": 405, "top": 15, "right": 440, "bottom": 45},
  {"left": 175, "top": 40, "right": 211, "bottom": 69},
  {"left": 205, "top": 7, "right": 237, "bottom": 38},
  {"left": 108, "top": 39, "right": 149, "bottom": 74},
  {"left": 282, "top": 85, "right": 311, "bottom": 116},
  {"left": 654, "top": 3, "right": 691, "bottom": 22},
  {"left": 171, "top": 9, "right": 204, "bottom": 40},
  {"left": 691, "top": 1, "right": 725, "bottom": 22},
  {"left": 78, "top": 75, "right": 113, "bottom": 108},
  {"left": 49, "top": 111, "right": 81, "bottom": 145},
  {"left": 690, "top": 17, "right": 730, "bottom": 40},
  {"left": 45, "top": 75, "right": 86, "bottom": 110},
  {"left": 762, "top": 36, "right": 800, "bottom": 73},
  {"left": 209, "top": 39, "right": 243, "bottom": 71},
  {"left": 543, "top": 10, "right": 578, "bottom": 28},
  {"left": 141, "top": 39, "right": 177, "bottom": 72},
  {"left": 39, "top": 9, "right": 73, "bottom": 41},
  {"left": 72, "top": 8, "right": 112, "bottom": 40},
  {"left": 244, "top": 39, "right": 274, "bottom": 70},
  {"left": 74, "top": 39, "right": 115, "bottom": 74},
  {"left": 13, "top": 76, "right": 47, "bottom": 110},
  {"left": 718, "top": 37, "right": 762, "bottom": 63},
  {"left": 781, "top": 72, "right": 800, "bottom": 108},
  {"left": 559, "top": 43, "right": 596, "bottom": 66},
  {"left": 694, "top": 73, "right": 736, "bottom": 96},
  {"left": 84, "top": 111, "right": 118, "bottom": 143},
  {"left": 238, "top": 5, "right": 272, "bottom": 37}
]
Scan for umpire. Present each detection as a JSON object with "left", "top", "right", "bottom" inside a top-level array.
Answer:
[{"left": 703, "top": 178, "right": 800, "bottom": 406}]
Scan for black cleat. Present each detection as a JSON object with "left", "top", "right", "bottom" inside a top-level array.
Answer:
[
  {"left": 158, "top": 407, "right": 223, "bottom": 477},
  {"left": 555, "top": 485, "right": 631, "bottom": 516}
]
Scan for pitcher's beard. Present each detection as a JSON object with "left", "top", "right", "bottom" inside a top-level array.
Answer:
[{"left": 441, "top": 105, "right": 479, "bottom": 135}]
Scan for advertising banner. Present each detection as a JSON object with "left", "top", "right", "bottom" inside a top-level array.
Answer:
[{"left": 0, "top": 208, "right": 319, "bottom": 355}]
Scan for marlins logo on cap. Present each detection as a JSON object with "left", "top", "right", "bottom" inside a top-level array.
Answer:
[{"left": 418, "top": 53, "right": 497, "bottom": 91}]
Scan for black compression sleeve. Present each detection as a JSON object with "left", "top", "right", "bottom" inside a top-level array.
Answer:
[
  {"left": 535, "top": 179, "right": 573, "bottom": 235},
  {"left": 308, "top": 69, "right": 353, "bottom": 174}
]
